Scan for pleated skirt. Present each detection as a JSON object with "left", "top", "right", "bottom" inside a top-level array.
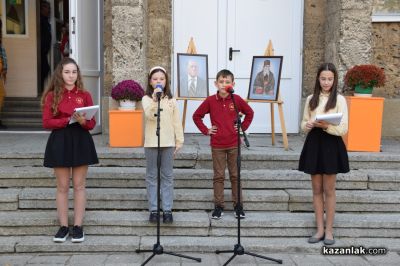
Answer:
[
  {"left": 298, "top": 128, "right": 349, "bottom": 175},
  {"left": 44, "top": 123, "right": 98, "bottom": 168}
]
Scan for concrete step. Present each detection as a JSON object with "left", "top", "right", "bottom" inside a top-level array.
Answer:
[
  {"left": 16, "top": 188, "right": 289, "bottom": 211},
  {"left": 0, "top": 188, "right": 20, "bottom": 210},
  {"left": 288, "top": 189, "right": 400, "bottom": 212},
  {"left": 1, "top": 235, "right": 399, "bottom": 254},
  {"left": 1, "top": 144, "right": 400, "bottom": 170},
  {"left": 0, "top": 166, "right": 371, "bottom": 190},
  {"left": 0, "top": 210, "right": 399, "bottom": 238},
  {"left": 3, "top": 186, "right": 400, "bottom": 213},
  {"left": 0, "top": 210, "right": 209, "bottom": 237}
]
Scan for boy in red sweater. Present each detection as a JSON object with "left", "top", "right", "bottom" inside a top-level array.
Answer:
[{"left": 193, "top": 69, "right": 254, "bottom": 219}]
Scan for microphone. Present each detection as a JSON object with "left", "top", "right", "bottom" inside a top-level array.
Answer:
[
  {"left": 225, "top": 85, "right": 234, "bottom": 93},
  {"left": 155, "top": 84, "right": 163, "bottom": 99}
]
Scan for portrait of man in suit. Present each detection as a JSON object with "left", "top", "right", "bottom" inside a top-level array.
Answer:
[{"left": 177, "top": 54, "right": 209, "bottom": 98}]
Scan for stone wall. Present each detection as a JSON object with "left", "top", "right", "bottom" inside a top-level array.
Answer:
[
  {"left": 104, "top": 0, "right": 113, "bottom": 96},
  {"left": 111, "top": 0, "right": 147, "bottom": 87},
  {"left": 302, "top": 0, "right": 327, "bottom": 96},
  {"left": 371, "top": 23, "right": 400, "bottom": 98},
  {"left": 103, "top": 0, "right": 148, "bottom": 133},
  {"left": 147, "top": 0, "right": 172, "bottom": 76},
  {"left": 325, "top": 0, "right": 374, "bottom": 90}
]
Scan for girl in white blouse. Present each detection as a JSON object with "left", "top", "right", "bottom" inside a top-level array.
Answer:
[{"left": 299, "top": 63, "right": 349, "bottom": 246}]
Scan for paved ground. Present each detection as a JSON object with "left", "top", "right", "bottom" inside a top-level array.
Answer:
[{"left": 1, "top": 251, "right": 400, "bottom": 265}]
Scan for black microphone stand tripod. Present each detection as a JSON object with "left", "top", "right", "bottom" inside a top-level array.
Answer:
[
  {"left": 136, "top": 93, "right": 201, "bottom": 265},
  {"left": 215, "top": 91, "right": 282, "bottom": 265}
]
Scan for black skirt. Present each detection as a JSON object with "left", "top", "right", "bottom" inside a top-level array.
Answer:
[
  {"left": 44, "top": 123, "right": 99, "bottom": 168},
  {"left": 299, "top": 128, "right": 349, "bottom": 175}
]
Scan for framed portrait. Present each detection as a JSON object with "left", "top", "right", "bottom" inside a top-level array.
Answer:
[
  {"left": 3, "top": 0, "right": 28, "bottom": 37},
  {"left": 177, "top": 53, "right": 209, "bottom": 98},
  {"left": 248, "top": 56, "right": 283, "bottom": 101}
]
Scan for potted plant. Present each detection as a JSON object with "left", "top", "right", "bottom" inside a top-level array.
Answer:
[
  {"left": 111, "top": 80, "right": 145, "bottom": 110},
  {"left": 344, "top": 64, "right": 386, "bottom": 97}
]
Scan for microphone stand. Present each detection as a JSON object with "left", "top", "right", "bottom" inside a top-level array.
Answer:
[
  {"left": 215, "top": 92, "right": 282, "bottom": 265},
  {"left": 136, "top": 94, "right": 201, "bottom": 265}
]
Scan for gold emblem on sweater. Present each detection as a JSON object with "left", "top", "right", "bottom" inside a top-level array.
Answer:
[{"left": 75, "top": 97, "right": 84, "bottom": 105}]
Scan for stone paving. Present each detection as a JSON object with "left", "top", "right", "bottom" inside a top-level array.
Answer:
[{"left": 1, "top": 251, "right": 400, "bottom": 265}]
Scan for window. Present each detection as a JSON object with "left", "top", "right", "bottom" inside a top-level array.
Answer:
[
  {"left": 2, "top": 0, "right": 28, "bottom": 37},
  {"left": 372, "top": 0, "right": 400, "bottom": 22}
]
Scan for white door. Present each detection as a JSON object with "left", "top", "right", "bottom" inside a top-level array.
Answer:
[
  {"left": 173, "top": 0, "right": 303, "bottom": 133},
  {"left": 69, "top": 0, "right": 103, "bottom": 133}
]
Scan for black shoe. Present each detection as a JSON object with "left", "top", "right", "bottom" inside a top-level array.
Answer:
[
  {"left": 234, "top": 204, "right": 245, "bottom": 219},
  {"left": 163, "top": 211, "right": 173, "bottom": 224},
  {"left": 53, "top": 226, "right": 69, "bottom": 243},
  {"left": 71, "top": 225, "right": 84, "bottom": 243},
  {"left": 211, "top": 206, "right": 224, "bottom": 219},
  {"left": 149, "top": 211, "right": 158, "bottom": 223}
]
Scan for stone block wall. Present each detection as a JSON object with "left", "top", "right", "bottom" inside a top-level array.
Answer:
[
  {"left": 372, "top": 23, "right": 400, "bottom": 98},
  {"left": 302, "top": 0, "right": 327, "bottom": 96}
]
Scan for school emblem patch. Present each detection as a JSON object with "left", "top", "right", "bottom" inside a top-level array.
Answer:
[{"left": 75, "top": 97, "right": 84, "bottom": 105}]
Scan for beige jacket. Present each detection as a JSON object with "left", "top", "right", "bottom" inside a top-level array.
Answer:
[
  {"left": 142, "top": 95, "right": 184, "bottom": 147},
  {"left": 301, "top": 93, "right": 348, "bottom": 136}
]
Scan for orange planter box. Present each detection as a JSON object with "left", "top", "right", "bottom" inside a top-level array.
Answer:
[
  {"left": 343, "top": 96, "right": 384, "bottom": 152},
  {"left": 109, "top": 110, "right": 144, "bottom": 147}
]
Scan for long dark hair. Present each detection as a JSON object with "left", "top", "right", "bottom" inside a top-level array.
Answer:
[
  {"left": 41, "top": 57, "right": 85, "bottom": 115},
  {"left": 309, "top": 63, "right": 338, "bottom": 112},
  {"left": 145, "top": 67, "right": 173, "bottom": 99}
]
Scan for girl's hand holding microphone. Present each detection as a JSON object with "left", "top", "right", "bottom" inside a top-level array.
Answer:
[{"left": 152, "top": 85, "right": 163, "bottom": 102}]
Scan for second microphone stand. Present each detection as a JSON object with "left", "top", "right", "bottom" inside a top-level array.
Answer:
[
  {"left": 136, "top": 93, "right": 201, "bottom": 265},
  {"left": 215, "top": 91, "right": 282, "bottom": 265}
]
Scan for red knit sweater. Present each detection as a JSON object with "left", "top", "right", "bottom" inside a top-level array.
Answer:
[
  {"left": 42, "top": 87, "right": 96, "bottom": 130},
  {"left": 193, "top": 93, "right": 254, "bottom": 148}
]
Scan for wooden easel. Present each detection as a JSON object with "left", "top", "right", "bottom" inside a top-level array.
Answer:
[
  {"left": 248, "top": 40, "right": 289, "bottom": 150},
  {"left": 177, "top": 38, "right": 206, "bottom": 131}
]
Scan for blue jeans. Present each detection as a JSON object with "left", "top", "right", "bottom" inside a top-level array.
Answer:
[{"left": 144, "top": 147, "right": 174, "bottom": 211}]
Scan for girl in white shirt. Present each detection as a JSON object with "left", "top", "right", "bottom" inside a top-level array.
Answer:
[
  {"left": 142, "top": 66, "right": 184, "bottom": 224},
  {"left": 299, "top": 63, "right": 349, "bottom": 246}
]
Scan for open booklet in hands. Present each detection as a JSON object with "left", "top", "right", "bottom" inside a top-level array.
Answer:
[
  {"left": 315, "top": 112, "right": 343, "bottom": 126},
  {"left": 69, "top": 105, "right": 100, "bottom": 124}
]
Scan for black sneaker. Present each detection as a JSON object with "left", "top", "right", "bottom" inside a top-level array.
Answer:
[
  {"left": 211, "top": 206, "right": 224, "bottom": 219},
  {"left": 149, "top": 211, "right": 159, "bottom": 223},
  {"left": 234, "top": 204, "right": 245, "bottom": 219},
  {"left": 163, "top": 211, "right": 173, "bottom": 224},
  {"left": 53, "top": 226, "right": 69, "bottom": 243},
  {"left": 71, "top": 225, "right": 84, "bottom": 243}
]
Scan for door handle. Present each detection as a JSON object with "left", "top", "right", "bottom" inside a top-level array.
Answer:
[
  {"left": 71, "top": 17, "right": 76, "bottom": 34},
  {"left": 229, "top": 47, "right": 240, "bottom": 61}
]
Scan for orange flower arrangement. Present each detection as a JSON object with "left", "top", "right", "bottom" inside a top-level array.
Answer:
[{"left": 344, "top": 64, "right": 386, "bottom": 89}]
